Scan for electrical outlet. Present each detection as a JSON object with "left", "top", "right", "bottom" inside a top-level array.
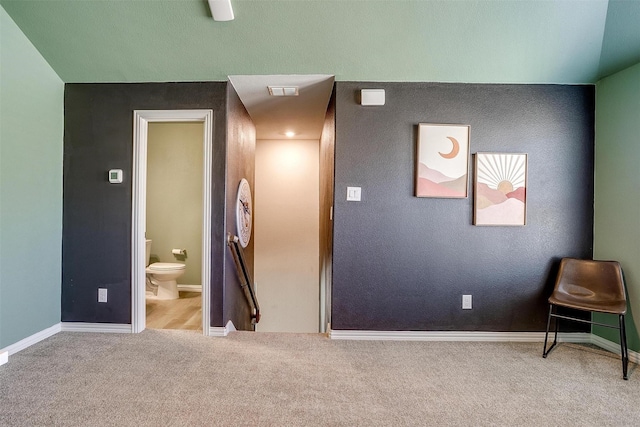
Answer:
[
  {"left": 462, "top": 294, "right": 472, "bottom": 309},
  {"left": 98, "top": 288, "right": 108, "bottom": 303}
]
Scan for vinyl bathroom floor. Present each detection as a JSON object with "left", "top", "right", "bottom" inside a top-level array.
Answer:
[{"left": 146, "top": 291, "right": 202, "bottom": 331}]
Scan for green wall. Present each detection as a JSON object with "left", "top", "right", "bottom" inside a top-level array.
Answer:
[
  {"left": 0, "top": 6, "right": 64, "bottom": 349},
  {"left": 593, "top": 61, "right": 640, "bottom": 352}
]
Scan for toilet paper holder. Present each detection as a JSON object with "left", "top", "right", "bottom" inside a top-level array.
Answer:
[{"left": 172, "top": 248, "right": 187, "bottom": 260}]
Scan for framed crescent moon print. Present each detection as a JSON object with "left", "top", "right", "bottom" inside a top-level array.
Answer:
[
  {"left": 236, "top": 178, "right": 252, "bottom": 247},
  {"left": 415, "top": 124, "right": 470, "bottom": 198}
]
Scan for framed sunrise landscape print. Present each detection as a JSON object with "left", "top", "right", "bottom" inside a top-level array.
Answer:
[
  {"left": 416, "top": 124, "right": 470, "bottom": 198},
  {"left": 474, "top": 153, "right": 527, "bottom": 226}
]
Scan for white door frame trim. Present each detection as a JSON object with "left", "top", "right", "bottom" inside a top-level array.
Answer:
[{"left": 132, "top": 109, "right": 214, "bottom": 335}]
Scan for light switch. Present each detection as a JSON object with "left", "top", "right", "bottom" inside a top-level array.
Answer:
[{"left": 346, "top": 187, "right": 361, "bottom": 201}]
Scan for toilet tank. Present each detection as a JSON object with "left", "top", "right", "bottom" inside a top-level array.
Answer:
[{"left": 145, "top": 239, "right": 152, "bottom": 266}]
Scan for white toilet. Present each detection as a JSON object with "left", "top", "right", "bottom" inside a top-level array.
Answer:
[{"left": 145, "top": 239, "right": 185, "bottom": 300}]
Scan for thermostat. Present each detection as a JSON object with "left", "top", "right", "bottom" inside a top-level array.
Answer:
[{"left": 108, "top": 169, "right": 123, "bottom": 184}]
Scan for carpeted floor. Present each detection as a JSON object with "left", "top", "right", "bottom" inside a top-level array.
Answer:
[{"left": 0, "top": 330, "right": 638, "bottom": 426}]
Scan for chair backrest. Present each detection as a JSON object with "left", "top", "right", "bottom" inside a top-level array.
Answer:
[{"left": 555, "top": 258, "right": 626, "bottom": 305}]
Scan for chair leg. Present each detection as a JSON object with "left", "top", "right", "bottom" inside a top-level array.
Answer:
[
  {"left": 543, "top": 304, "right": 558, "bottom": 358},
  {"left": 620, "top": 314, "right": 629, "bottom": 380}
]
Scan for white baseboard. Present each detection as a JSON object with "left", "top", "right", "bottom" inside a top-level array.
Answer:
[
  {"left": 591, "top": 334, "right": 640, "bottom": 364},
  {"left": 61, "top": 323, "right": 132, "bottom": 333},
  {"left": 177, "top": 284, "right": 202, "bottom": 292},
  {"left": 0, "top": 323, "right": 62, "bottom": 356},
  {"left": 328, "top": 329, "right": 638, "bottom": 364},
  {"left": 328, "top": 329, "right": 592, "bottom": 343},
  {"left": 0, "top": 351, "right": 9, "bottom": 366},
  {"left": 207, "top": 327, "right": 227, "bottom": 337},
  {"left": 208, "top": 320, "right": 236, "bottom": 337}
]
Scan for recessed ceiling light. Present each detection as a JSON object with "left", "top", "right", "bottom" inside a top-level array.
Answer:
[
  {"left": 285, "top": 131, "right": 296, "bottom": 137},
  {"left": 268, "top": 86, "right": 299, "bottom": 97}
]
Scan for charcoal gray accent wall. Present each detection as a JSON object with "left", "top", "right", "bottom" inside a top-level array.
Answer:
[
  {"left": 62, "top": 83, "right": 227, "bottom": 326},
  {"left": 332, "top": 83, "right": 595, "bottom": 331},
  {"left": 224, "top": 84, "right": 256, "bottom": 331}
]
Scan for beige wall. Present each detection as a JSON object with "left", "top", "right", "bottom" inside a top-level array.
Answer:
[
  {"left": 147, "top": 122, "right": 203, "bottom": 286},
  {"left": 255, "top": 139, "right": 319, "bottom": 332}
]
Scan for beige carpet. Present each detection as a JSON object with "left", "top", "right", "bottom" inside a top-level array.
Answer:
[{"left": 0, "top": 330, "right": 638, "bottom": 426}]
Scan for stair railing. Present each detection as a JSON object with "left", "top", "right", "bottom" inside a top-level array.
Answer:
[{"left": 227, "top": 234, "right": 261, "bottom": 325}]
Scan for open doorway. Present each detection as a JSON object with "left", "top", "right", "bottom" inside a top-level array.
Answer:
[
  {"left": 144, "top": 121, "right": 204, "bottom": 331},
  {"left": 131, "top": 110, "right": 213, "bottom": 335},
  {"left": 229, "top": 75, "right": 335, "bottom": 333}
]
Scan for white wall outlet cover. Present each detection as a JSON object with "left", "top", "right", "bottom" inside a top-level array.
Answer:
[
  {"left": 346, "top": 187, "right": 362, "bottom": 201},
  {"left": 361, "top": 89, "right": 385, "bottom": 106},
  {"left": 108, "top": 169, "right": 123, "bottom": 183},
  {"left": 462, "top": 294, "right": 472, "bottom": 309},
  {"left": 98, "top": 288, "right": 108, "bottom": 303}
]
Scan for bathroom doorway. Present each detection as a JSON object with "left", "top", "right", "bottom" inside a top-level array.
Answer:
[
  {"left": 145, "top": 122, "right": 204, "bottom": 331},
  {"left": 132, "top": 110, "right": 213, "bottom": 335}
]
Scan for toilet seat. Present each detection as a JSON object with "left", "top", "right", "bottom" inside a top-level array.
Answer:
[{"left": 147, "top": 262, "right": 185, "bottom": 271}]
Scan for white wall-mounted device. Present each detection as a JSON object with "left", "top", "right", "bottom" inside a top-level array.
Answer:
[
  {"left": 108, "top": 169, "right": 123, "bottom": 184},
  {"left": 361, "top": 89, "right": 385, "bottom": 106},
  {"left": 462, "top": 294, "right": 472, "bottom": 309},
  {"left": 98, "top": 288, "right": 108, "bottom": 303},
  {"left": 208, "top": 0, "right": 235, "bottom": 21}
]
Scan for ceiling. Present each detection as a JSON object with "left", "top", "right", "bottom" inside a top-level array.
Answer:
[
  {"left": 229, "top": 75, "right": 334, "bottom": 140},
  {"left": 2, "top": 0, "right": 639, "bottom": 139},
  {"left": 2, "top": 0, "right": 639, "bottom": 85}
]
